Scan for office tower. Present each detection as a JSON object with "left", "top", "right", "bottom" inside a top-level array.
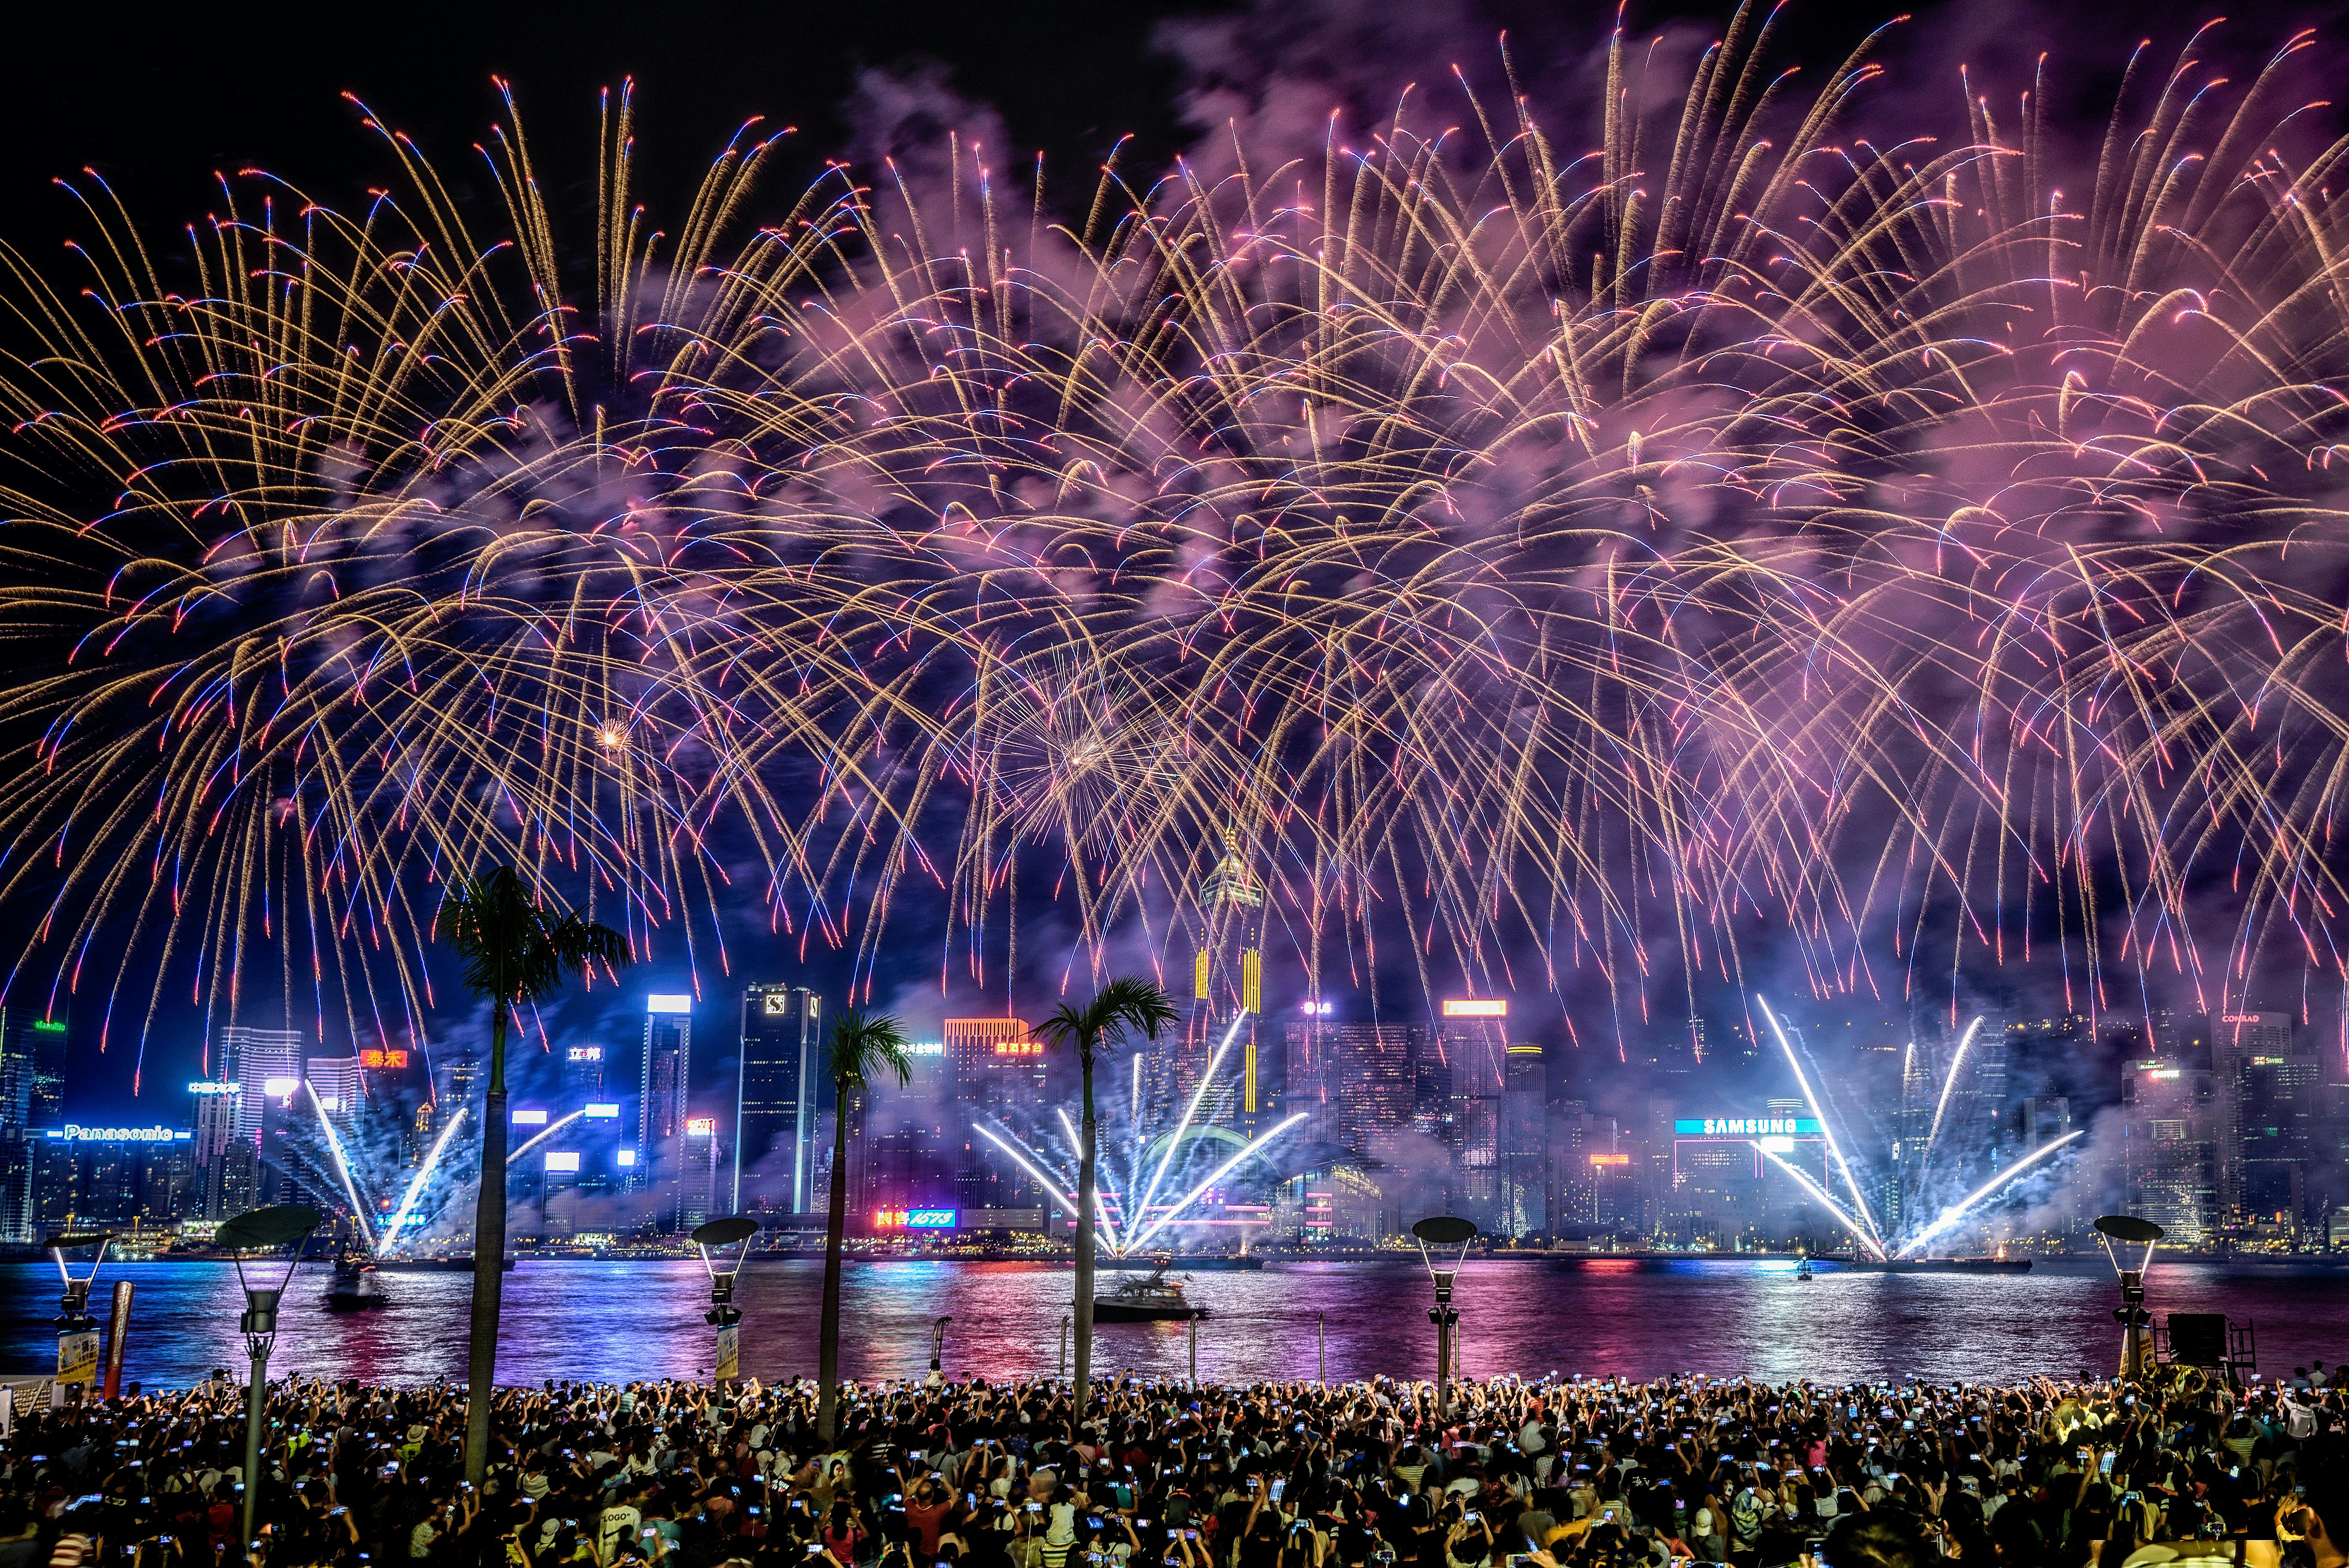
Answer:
[
  {"left": 738, "top": 984, "right": 820, "bottom": 1214},
  {"left": 856, "top": 1042, "right": 951, "bottom": 1235},
  {"left": 561, "top": 1044, "right": 608, "bottom": 1101},
  {"left": 190, "top": 1079, "right": 244, "bottom": 1219},
  {"left": 1545, "top": 1100, "right": 1593, "bottom": 1229},
  {"left": 438, "top": 1046, "right": 481, "bottom": 1113},
  {"left": 2122, "top": 1057, "right": 2222, "bottom": 1245},
  {"left": 945, "top": 1017, "right": 1043, "bottom": 1216},
  {"left": 2213, "top": 1011, "right": 2317, "bottom": 1235},
  {"left": 678, "top": 1117, "right": 720, "bottom": 1232},
  {"left": 0, "top": 1008, "right": 70, "bottom": 1134},
  {"left": 1301, "top": 1022, "right": 1419, "bottom": 1159},
  {"left": 304, "top": 1055, "right": 361, "bottom": 1120},
  {"left": 1498, "top": 1042, "right": 1545, "bottom": 1239},
  {"left": 0, "top": 1006, "right": 61, "bottom": 1244},
  {"left": 218, "top": 1026, "right": 305, "bottom": 1151},
  {"left": 636, "top": 994, "right": 692, "bottom": 1211},
  {"left": 1437, "top": 1001, "right": 1507, "bottom": 1227}
]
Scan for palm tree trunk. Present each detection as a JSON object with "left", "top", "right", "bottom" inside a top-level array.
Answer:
[
  {"left": 817, "top": 1085, "right": 850, "bottom": 1444},
  {"left": 463, "top": 1000, "right": 510, "bottom": 1486},
  {"left": 1073, "top": 1048, "right": 1096, "bottom": 1434}
]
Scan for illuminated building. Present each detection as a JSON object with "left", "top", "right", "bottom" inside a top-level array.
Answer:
[
  {"left": 189, "top": 1079, "right": 251, "bottom": 1220},
  {"left": 1497, "top": 1044, "right": 1545, "bottom": 1239},
  {"left": 0, "top": 1006, "right": 69, "bottom": 1135},
  {"left": 1187, "top": 827, "right": 1265, "bottom": 1132},
  {"left": 304, "top": 1056, "right": 361, "bottom": 1122},
  {"left": 2122, "top": 1057, "right": 2221, "bottom": 1245},
  {"left": 1282, "top": 1019, "right": 1417, "bottom": 1158},
  {"left": 946, "top": 1017, "right": 1043, "bottom": 1216},
  {"left": 680, "top": 1118, "right": 720, "bottom": 1232},
  {"left": 215, "top": 1026, "right": 303, "bottom": 1153},
  {"left": 852, "top": 1042, "right": 951, "bottom": 1238},
  {"left": 1437, "top": 1001, "right": 1509, "bottom": 1227},
  {"left": 635, "top": 994, "right": 692, "bottom": 1213},
  {"left": 738, "top": 983, "right": 821, "bottom": 1215},
  {"left": 0, "top": 1007, "right": 67, "bottom": 1243},
  {"left": 561, "top": 1043, "right": 607, "bottom": 1101},
  {"left": 2213, "top": 1012, "right": 2318, "bottom": 1235}
]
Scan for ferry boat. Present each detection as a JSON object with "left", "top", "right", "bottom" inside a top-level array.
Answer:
[
  {"left": 1093, "top": 1261, "right": 1207, "bottom": 1322},
  {"left": 323, "top": 1248, "right": 390, "bottom": 1312}
]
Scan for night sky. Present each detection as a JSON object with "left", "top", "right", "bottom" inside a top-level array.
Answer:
[{"left": 2, "top": 0, "right": 2330, "bottom": 1126}]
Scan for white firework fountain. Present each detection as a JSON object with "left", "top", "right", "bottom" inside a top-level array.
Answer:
[
  {"left": 976, "top": 1017, "right": 1308, "bottom": 1256},
  {"left": 1753, "top": 997, "right": 2082, "bottom": 1262}
]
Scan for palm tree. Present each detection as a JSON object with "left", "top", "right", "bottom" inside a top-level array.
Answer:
[
  {"left": 816, "top": 1008, "right": 915, "bottom": 1444},
  {"left": 1031, "top": 977, "right": 1177, "bottom": 1428},
  {"left": 436, "top": 866, "right": 627, "bottom": 1485}
]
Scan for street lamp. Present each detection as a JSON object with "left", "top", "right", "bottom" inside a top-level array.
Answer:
[
  {"left": 2093, "top": 1214, "right": 2164, "bottom": 1380},
  {"left": 46, "top": 1231, "right": 113, "bottom": 1401},
  {"left": 1411, "top": 1216, "right": 1477, "bottom": 1427},
  {"left": 217, "top": 1204, "right": 321, "bottom": 1550},
  {"left": 690, "top": 1215, "right": 760, "bottom": 1386}
]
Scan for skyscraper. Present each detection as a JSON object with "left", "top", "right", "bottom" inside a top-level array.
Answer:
[
  {"left": 217, "top": 1026, "right": 305, "bottom": 1152},
  {"left": 190, "top": 1078, "right": 247, "bottom": 1219},
  {"left": 1281, "top": 1020, "right": 1418, "bottom": 1159},
  {"left": 1498, "top": 1042, "right": 1546, "bottom": 1239},
  {"left": 1, "top": 1006, "right": 71, "bottom": 1133},
  {"left": 2122, "top": 1057, "right": 2221, "bottom": 1245},
  {"left": 1189, "top": 828, "right": 1265, "bottom": 1130},
  {"left": 637, "top": 996, "right": 692, "bottom": 1219},
  {"left": 738, "top": 983, "right": 820, "bottom": 1214},
  {"left": 946, "top": 1017, "right": 1043, "bottom": 1217}
]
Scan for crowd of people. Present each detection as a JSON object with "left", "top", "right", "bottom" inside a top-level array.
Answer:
[{"left": 4, "top": 1366, "right": 2346, "bottom": 1568}]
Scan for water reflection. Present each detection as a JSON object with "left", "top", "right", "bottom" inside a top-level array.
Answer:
[{"left": 4, "top": 1258, "right": 2344, "bottom": 1391}]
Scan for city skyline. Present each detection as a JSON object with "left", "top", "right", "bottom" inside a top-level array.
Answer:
[{"left": 5, "top": 975, "right": 2339, "bottom": 1256}]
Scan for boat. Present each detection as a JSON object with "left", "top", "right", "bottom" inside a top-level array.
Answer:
[
  {"left": 371, "top": 1255, "right": 516, "bottom": 1272},
  {"left": 323, "top": 1248, "right": 389, "bottom": 1312},
  {"left": 1795, "top": 1257, "right": 1814, "bottom": 1280},
  {"left": 1093, "top": 1260, "right": 1207, "bottom": 1322},
  {"left": 1841, "top": 1256, "right": 2033, "bottom": 1274}
]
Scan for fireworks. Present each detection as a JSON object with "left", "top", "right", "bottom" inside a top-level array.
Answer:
[
  {"left": 1, "top": 12, "right": 2346, "bottom": 1080},
  {"left": 1756, "top": 999, "right": 2080, "bottom": 1258}
]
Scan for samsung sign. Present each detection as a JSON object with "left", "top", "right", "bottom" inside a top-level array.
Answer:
[{"left": 1676, "top": 1117, "right": 1822, "bottom": 1137}]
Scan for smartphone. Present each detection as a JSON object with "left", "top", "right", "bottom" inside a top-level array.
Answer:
[
  {"left": 1465, "top": 1513, "right": 1480, "bottom": 1524},
  {"left": 1270, "top": 1482, "right": 1286, "bottom": 1503},
  {"left": 2100, "top": 1455, "right": 2116, "bottom": 1477},
  {"left": 1601, "top": 1512, "right": 1614, "bottom": 1524},
  {"left": 1029, "top": 1504, "right": 1044, "bottom": 1515}
]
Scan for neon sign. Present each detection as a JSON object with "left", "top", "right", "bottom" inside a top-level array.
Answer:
[
  {"left": 1675, "top": 1118, "right": 1822, "bottom": 1137},
  {"left": 360, "top": 1049, "right": 410, "bottom": 1069},
  {"left": 1441, "top": 999, "right": 1507, "bottom": 1018},
  {"left": 874, "top": 1208, "right": 957, "bottom": 1229}
]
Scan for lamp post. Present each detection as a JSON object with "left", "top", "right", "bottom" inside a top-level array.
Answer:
[
  {"left": 2094, "top": 1214, "right": 2164, "bottom": 1380},
  {"left": 1411, "top": 1216, "right": 1478, "bottom": 1427},
  {"left": 217, "top": 1205, "right": 321, "bottom": 1550},
  {"left": 46, "top": 1231, "right": 113, "bottom": 1402},
  {"left": 1317, "top": 1310, "right": 1326, "bottom": 1390},
  {"left": 690, "top": 1215, "right": 760, "bottom": 1387},
  {"left": 1058, "top": 1314, "right": 1072, "bottom": 1379}
]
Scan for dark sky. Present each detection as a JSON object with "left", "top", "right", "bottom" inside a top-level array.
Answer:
[{"left": 6, "top": 0, "right": 2331, "bottom": 1123}]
